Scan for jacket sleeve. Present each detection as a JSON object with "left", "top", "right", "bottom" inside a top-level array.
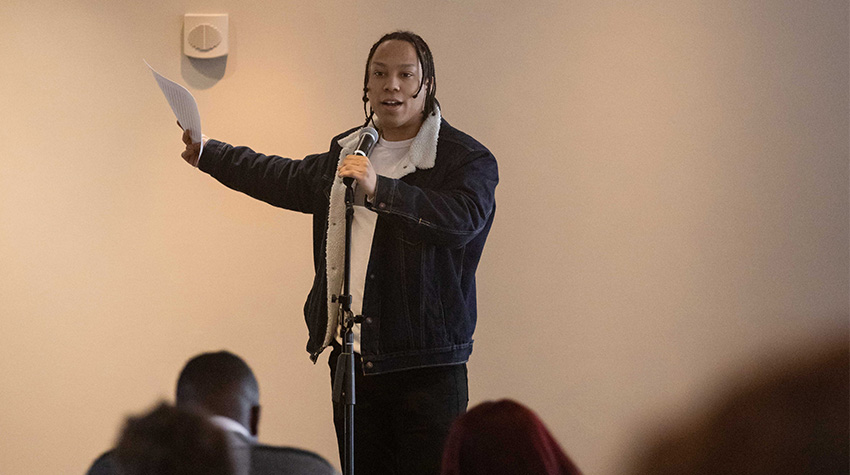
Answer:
[
  {"left": 369, "top": 148, "right": 498, "bottom": 248},
  {"left": 198, "top": 139, "right": 331, "bottom": 214}
]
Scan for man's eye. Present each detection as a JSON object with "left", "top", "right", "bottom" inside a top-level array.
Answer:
[
  {"left": 373, "top": 71, "right": 384, "bottom": 76},
  {"left": 402, "top": 72, "right": 414, "bottom": 78}
]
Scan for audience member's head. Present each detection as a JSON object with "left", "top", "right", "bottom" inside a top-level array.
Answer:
[
  {"left": 114, "top": 402, "right": 233, "bottom": 475},
  {"left": 176, "top": 350, "right": 261, "bottom": 436},
  {"left": 441, "top": 399, "right": 582, "bottom": 475}
]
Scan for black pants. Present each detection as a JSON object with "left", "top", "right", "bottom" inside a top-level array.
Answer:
[{"left": 328, "top": 345, "right": 468, "bottom": 475}]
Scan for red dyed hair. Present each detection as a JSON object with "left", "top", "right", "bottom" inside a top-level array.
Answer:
[{"left": 441, "top": 399, "right": 582, "bottom": 475}]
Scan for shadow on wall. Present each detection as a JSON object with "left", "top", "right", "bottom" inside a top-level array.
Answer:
[
  {"left": 627, "top": 332, "right": 850, "bottom": 475},
  {"left": 181, "top": 55, "right": 227, "bottom": 90}
]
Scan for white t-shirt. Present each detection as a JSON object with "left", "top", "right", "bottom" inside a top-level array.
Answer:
[{"left": 340, "top": 136, "right": 414, "bottom": 353}]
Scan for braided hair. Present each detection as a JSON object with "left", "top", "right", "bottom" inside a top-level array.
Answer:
[{"left": 362, "top": 31, "right": 439, "bottom": 127}]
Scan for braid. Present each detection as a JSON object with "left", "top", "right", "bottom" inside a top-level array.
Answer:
[{"left": 362, "top": 109, "right": 375, "bottom": 129}]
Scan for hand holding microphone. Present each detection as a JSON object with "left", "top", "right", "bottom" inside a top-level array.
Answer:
[{"left": 338, "top": 127, "right": 379, "bottom": 197}]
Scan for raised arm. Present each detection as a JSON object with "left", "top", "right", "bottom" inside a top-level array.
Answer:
[{"left": 177, "top": 122, "right": 332, "bottom": 214}]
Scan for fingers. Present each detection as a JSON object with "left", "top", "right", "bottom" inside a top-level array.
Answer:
[
  {"left": 180, "top": 145, "right": 195, "bottom": 160},
  {"left": 178, "top": 121, "right": 201, "bottom": 166},
  {"left": 337, "top": 154, "right": 370, "bottom": 178},
  {"left": 181, "top": 144, "right": 198, "bottom": 160},
  {"left": 338, "top": 154, "right": 377, "bottom": 196},
  {"left": 181, "top": 141, "right": 201, "bottom": 166}
]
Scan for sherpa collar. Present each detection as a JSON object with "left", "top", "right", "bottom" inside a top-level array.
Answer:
[
  {"left": 320, "top": 108, "right": 442, "bottom": 351},
  {"left": 336, "top": 106, "right": 441, "bottom": 170}
]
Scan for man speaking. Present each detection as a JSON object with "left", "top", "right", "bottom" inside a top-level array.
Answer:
[{"left": 180, "top": 31, "right": 498, "bottom": 475}]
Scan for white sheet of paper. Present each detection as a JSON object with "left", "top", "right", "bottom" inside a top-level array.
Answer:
[{"left": 145, "top": 60, "right": 203, "bottom": 157}]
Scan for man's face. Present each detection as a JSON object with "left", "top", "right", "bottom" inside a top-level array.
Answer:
[{"left": 366, "top": 39, "right": 427, "bottom": 141}]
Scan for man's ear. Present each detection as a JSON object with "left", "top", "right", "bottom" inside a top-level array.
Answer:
[{"left": 250, "top": 405, "right": 260, "bottom": 437}]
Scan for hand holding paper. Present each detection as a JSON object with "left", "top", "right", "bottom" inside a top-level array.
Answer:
[
  {"left": 180, "top": 126, "right": 204, "bottom": 167},
  {"left": 145, "top": 60, "right": 204, "bottom": 161}
]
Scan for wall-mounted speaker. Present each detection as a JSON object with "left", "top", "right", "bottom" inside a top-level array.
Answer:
[{"left": 184, "top": 14, "right": 228, "bottom": 59}]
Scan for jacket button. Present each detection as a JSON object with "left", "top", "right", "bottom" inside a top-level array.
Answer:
[
  {"left": 365, "top": 362, "right": 374, "bottom": 369},
  {"left": 368, "top": 274, "right": 375, "bottom": 280},
  {"left": 365, "top": 317, "right": 373, "bottom": 324},
  {"left": 378, "top": 202, "right": 386, "bottom": 209}
]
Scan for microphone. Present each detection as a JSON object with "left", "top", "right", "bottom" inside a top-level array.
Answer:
[{"left": 344, "top": 127, "right": 379, "bottom": 187}]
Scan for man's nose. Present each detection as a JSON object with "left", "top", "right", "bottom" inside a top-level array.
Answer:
[{"left": 384, "top": 75, "right": 400, "bottom": 91}]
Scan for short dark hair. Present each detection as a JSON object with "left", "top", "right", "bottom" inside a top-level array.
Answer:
[
  {"left": 115, "top": 402, "right": 233, "bottom": 475},
  {"left": 362, "top": 30, "right": 439, "bottom": 126},
  {"left": 175, "top": 351, "right": 259, "bottom": 410}
]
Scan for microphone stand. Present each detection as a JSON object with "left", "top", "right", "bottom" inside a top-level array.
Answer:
[
  {"left": 331, "top": 128, "right": 376, "bottom": 475},
  {"left": 332, "top": 179, "right": 358, "bottom": 475}
]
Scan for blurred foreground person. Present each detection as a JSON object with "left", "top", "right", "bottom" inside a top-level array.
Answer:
[
  {"left": 115, "top": 402, "right": 233, "bottom": 475},
  {"left": 441, "top": 399, "right": 582, "bottom": 475},
  {"left": 629, "top": 339, "right": 849, "bottom": 475}
]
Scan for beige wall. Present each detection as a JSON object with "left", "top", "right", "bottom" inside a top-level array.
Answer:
[{"left": 1, "top": 1, "right": 847, "bottom": 473}]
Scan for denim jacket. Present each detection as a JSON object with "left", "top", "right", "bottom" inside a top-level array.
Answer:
[{"left": 198, "top": 113, "right": 498, "bottom": 374}]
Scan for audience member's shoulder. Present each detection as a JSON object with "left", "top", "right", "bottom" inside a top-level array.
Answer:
[
  {"left": 85, "top": 449, "right": 117, "bottom": 475},
  {"left": 250, "top": 444, "right": 339, "bottom": 475}
]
